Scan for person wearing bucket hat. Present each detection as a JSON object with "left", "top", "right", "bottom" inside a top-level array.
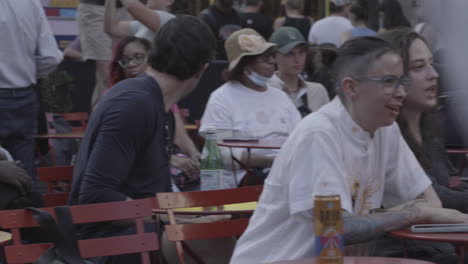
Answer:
[
  {"left": 307, "top": 0, "right": 352, "bottom": 47},
  {"left": 199, "top": 28, "right": 301, "bottom": 189},
  {"left": 268, "top": 27, "right": 329, "bottom": 117}
]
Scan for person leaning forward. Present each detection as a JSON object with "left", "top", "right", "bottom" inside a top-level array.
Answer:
[
  {"left": 230, "top": 36, "right": 468, "bottom": 264},
  {"left": 69, "top": 16, "right": 216, "bottom": 264}
]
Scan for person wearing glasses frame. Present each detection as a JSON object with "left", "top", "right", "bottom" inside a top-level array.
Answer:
[
  {"left": 230, "top": 36, "right": 468, "bottom": 264},
  {"left": 373, "top": 28, "right": 468, "bottom": 264}
]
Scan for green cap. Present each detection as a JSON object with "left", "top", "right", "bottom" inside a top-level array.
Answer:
[{"left": 269, "top": 26, "right": 308, "bottom": 54}]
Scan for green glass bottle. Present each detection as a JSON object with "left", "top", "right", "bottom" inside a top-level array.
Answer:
[{"left": 200, "top": 132, "right": 224, "bottom": 190}]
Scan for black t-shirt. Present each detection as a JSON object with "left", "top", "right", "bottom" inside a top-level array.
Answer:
[
  {"left": 241, "top": 12, "right": 273, "bottom": 40},
  {"left": 283, "top": 16, "right": 312, "bottom": 40},
  {"left": 200, "top": 5, "right": 242, "bottom": 60},
  {"left": 70, "top": 74, "right": 173, "bottom": 206}
]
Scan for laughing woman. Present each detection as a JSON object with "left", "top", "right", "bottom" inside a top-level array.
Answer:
[
  {"left": 381, "top": 28, "right": 468, "bottom": 211},
  {"left": 378, "top": 28, "right": 466, "bottom": 264}
]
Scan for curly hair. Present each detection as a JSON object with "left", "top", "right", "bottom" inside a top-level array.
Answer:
[{"left": 109, "top": 36, "right": 151, "bottom": 86}]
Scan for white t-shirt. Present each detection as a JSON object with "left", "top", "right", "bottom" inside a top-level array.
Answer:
[
  {"left": 268, "top": 73, "right": 330, "bottom": 114},
  {"left": 199, "top": 81, "right": 301, "bottom": 188},
  {"left": 128, "top": 10, "right": 175, "bottom": 41},
  {"left": 230, "top": 97, "right": 432, "bottom": 264},
  {"left": 308, "top": 15, "right": 353, "bottom": 46}
]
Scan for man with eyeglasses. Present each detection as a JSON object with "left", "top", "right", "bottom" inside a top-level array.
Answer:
[
  {"left": 70, "top": 16, "right": 216, "bottom": 264},
  {"left": 230, "top": 36, "right": 468, "bottom": 264}
]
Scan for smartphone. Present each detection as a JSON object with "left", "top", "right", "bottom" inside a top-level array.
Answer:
[{"left": 411, "top": 223, "right": 468, "bottom": 233}]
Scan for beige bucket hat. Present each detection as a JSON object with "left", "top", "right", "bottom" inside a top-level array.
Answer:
[{"left": 224, "top": 28, "right": 277, "bottom": 71}]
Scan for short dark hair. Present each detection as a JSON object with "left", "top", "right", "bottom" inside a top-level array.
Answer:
[
  {"left": 147, "top": 15, "right": 216, "bottom": 81},
  {"left": 223, "top": 55, "right": 257, "bottom": 82},
  {"left": 379, "top": 28, "right": 428, "bottom": 75},
  {"left": 334, "top": 36, "right": 397, "bottom": 99},
  {"left": 170, "top": 0, "right": 198, "bottom": 16},
  {"left": 330, "top": 3, "right": 345, "bottom": 14},
  {"left": 379, "top": 0, "right": 411, "bottom": 30},
  {"left": 350, "top": 0, "right": 370, "bottom": 22}
]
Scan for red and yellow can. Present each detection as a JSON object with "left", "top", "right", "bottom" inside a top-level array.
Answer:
[{"left": 314, "top": 195, "right": 344, "bottom": 264}]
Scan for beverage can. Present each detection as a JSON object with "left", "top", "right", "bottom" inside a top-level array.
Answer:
[{"left": 314, "top": 195, "right": 344, "bottom": 264}]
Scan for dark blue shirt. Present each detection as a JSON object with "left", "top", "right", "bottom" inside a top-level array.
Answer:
[{"left": 70, "top": 74, "right": 173, "bottom": 205}]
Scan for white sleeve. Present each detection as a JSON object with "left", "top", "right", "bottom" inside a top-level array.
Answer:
[
  {"left": 382, "top": 126, "right": 432, "bottom": 208},
  {"left": 128, "top": 20, "right": 141, "bottom": 36},
  {"left": 284, "top": 126, "right": 353, "bottom": 216},
  {"left": 34, "top": 0, "right": 63, "bottom": 78},
  {"left": 156, "top": 10, "right": 176, "bottom": 27}
]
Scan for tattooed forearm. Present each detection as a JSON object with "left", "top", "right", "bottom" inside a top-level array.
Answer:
[{"left": 343, "top": 204, "right": 423, "bottom": 245}]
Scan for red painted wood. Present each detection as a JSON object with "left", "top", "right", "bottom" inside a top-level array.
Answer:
[
  {"left": 0, "top": 198, "right": 159, "bottom": 264},
  {"left": 157, "top": 185, "right": 263, "bottom": 263},
  {"left": 263, "top": 256, "right": 436, "bottom": 264}
]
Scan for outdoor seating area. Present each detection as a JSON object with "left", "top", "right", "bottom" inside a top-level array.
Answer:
[{"left": 3, "top": 0, "right": 468, "bottom": 264}]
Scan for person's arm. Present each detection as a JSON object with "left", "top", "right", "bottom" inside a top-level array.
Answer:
[
  {"left": 35, "top": 1, "right": 63, "bottom": 78},
  {"left": 104, "top": 0, "right": 132, "bottom": 38},
  {"left": 173, "top": 113, "right": 201, "bottom": 161},
  {"left": 343, "top": 194, "right": 468, "bottom": 245},
  {"left": 273, "top": 17, "right": 285, "bottom": 31},
  {"left": 432, "top": 182, "right": 468, "bottom": 213},
  {"left": 120, "top": 0, "right": 162, "bottom": 32},
  {"left": 63, "top": 38, "right": 82, "bottom": 60}
]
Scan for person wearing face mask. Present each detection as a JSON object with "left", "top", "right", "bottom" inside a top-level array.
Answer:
[{"left": 199, "top": 28, "right": 301, "bottom": 189}]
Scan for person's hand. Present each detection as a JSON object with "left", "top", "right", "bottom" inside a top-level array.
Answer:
[
  {"left": 0, "top": 160, "right": 32, "bottom": 195},
  {"left": 189, "top": 151, "right": 202, "bottom": 163},
  {"left": 170, "top": 155, "right": 200, "bottom": 180}
]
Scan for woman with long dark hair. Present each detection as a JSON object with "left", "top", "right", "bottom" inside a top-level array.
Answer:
[{"left": 378, "top": 28, "right": 465, "bottom": 264}]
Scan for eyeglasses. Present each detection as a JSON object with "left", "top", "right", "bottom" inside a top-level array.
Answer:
[
  {"left": 258, "top": 51, "right": 276, "bottom": 63},
  {"left": 352, "top": 75, "right": 411, "bottom": 95},
  {"left": 117, "top": 54, "right": 147, "bottom": 68}
]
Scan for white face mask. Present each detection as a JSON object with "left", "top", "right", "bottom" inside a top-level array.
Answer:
[{"left": 245, "top": 70, "right": 269, "bottom": 87}]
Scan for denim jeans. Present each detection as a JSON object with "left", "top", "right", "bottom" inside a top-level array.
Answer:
[{"left": 0, "top": 88, "right": 38, "bottom": 182}]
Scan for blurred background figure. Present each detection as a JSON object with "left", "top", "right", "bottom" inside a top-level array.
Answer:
[
  {"left": 378, "top": 0, "right": 411, "bottom": 33},
  {"left": 76, "top": 0, "right": 128, "bottom": 108},
  {"left": 241, "top": 0, "right": 273, "bottom": 39},
  {"left": 307, "top": 0, "right": 352, "bottom": 47},
  {"left": 273, "top": 0, "right": 312, "bottom": 40},
  {"left": 200, "top": 0, "right": 243, "bottom": 60},
  {"left": 269, "top": 27, "right": 329, "bottom": 117},
  {"left": 341, "top": 0, "right": 376, "bottom": 44},
  {"left": 304, "top": 44, "right": 338, "bottom": 99},
  {"left": 0, "top": 0, "right": 63, "bottom": 182}
]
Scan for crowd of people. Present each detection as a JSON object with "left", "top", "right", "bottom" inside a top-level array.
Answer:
[{"left": 2, "top": 0, "right": 468, "bottom": 263}]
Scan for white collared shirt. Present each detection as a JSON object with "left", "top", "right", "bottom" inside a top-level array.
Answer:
[
  {"left": 230, "top": 97, "right": 431, "bottom": 264},
  {"left": 0, "top": 0, "right": 63, "bottom": 88},
  {"left": 268, "top": 73, "right": 330, "bottom": 113}
]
